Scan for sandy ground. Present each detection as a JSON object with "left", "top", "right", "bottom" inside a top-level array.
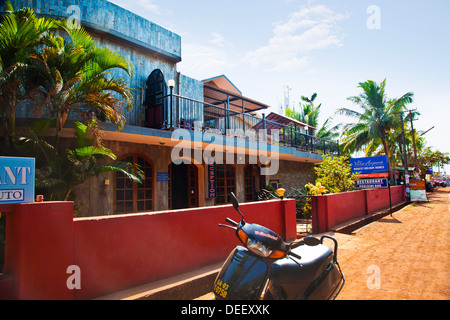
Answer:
[{"left": 332, "top": 187, "right": 450, "bottom": 300}]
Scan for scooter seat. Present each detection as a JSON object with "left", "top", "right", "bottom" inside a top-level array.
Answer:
[{"left": 269, "top": 244, "right": 334, "bottom": 299}]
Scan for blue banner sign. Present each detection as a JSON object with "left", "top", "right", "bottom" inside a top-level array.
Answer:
[
  {"left": 350, "top": 156, "right": 388, "bottom": 174},
  {"left": 355, "top": 178, "right": 388, "bottom": 189},
  {"left": 0, "top": 157, "right": 35, "bottom": 204}
]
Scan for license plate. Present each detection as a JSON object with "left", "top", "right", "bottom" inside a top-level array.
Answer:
[{"left": 214, "top": 279, "right": 229, "bottom": 298}]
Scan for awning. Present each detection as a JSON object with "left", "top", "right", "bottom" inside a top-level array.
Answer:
[
  {"left": 252, "top": 112, "right": 315, "bottom": 131},
  {"left": 203, "top": 76, "right": 270, "bottom": 113}
]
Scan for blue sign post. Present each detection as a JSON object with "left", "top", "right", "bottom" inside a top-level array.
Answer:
[{"left": 0, "top": 157, "right": 35, "bottom": 204}]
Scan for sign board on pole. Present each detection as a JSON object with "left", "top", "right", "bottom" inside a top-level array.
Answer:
[
  {"left": 0, "top": 157, "right": 35, "bottom": 204},
  {"left": 350, "top": 155, "right": 389, "bottom": 174}
]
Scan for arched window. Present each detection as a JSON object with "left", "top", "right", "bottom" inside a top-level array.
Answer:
[
  {"left": 114, "top": 155, "right": 154, "bottom": 214},
  {"left": 144, "top": 69, "right": 167, "bottom": 128},
  {"left": 215, "top": 164, "right": 236, "bottom": 205}
]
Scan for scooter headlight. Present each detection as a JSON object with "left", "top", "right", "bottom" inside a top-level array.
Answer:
[{"left": 247, "top": 238, "right": 273, "bottom": 258}]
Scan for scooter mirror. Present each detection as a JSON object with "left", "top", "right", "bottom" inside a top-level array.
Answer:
[
  {"left": 230, "top": 192, "right": 244, "bottom": 220},
  {"left": 303, "top": 236, "right": 321, "bottom": 246},
  {"left": 231, "top": 192, "right": 239, "bottom": 210}
]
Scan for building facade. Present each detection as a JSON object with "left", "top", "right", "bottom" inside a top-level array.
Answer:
[{"left": 3, "top": 0, "right": 338, "bottom": 217}]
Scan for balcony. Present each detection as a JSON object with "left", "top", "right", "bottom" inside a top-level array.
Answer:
[{"left": 155, "top": 92, "right": 339, "bottom": 156}]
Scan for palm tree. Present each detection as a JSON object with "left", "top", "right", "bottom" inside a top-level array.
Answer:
[
  {"left": 28, "top": 22, "right": 133, "bottom": 146},
  {"left": 26, "top": 119, "right": 142, "bottom": 201},
  {"left": 286, "top": 93, "right": 319, "bottom": 135},
  {"left": 0, "top": 1, "right": 58, "bottom": 144},
  {"left": 286, "top": 92, "right": 340, "bottom": 140},
  {"left": 337, "top": 79, "right": 414, "bottom": 184}
]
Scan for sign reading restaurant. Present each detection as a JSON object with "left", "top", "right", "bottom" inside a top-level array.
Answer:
[
  {"left": 351, "top": 155, "right": 389, "bottom": 189},
  {"left": 355, "top": 178, "right": 388, "bottom": 189},
  {"left": 0, "top": 157, "right": 35, "bottom": 204}
]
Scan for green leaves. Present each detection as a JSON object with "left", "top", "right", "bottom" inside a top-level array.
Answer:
[
  {"left": 337, "top": 79, "right": 414, "bottom": 155},
  {"left": 0, "top": 2, "right": 59, "bottom": 143},
  {"left": 286, "top": 92, "right": 340, "bottom": 140},
  {"left": 0, "top": 2, "right": 133, "bottom": 143},
  {"left": 314, "top": 155, "right": 358, "bottom": 194},
  {"left": 26, "top": 119, "right": 143, "bottom": 201}
]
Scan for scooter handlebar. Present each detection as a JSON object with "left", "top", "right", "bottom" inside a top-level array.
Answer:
[
  {"left": 218, "top": 217, "right": 239, "bottom": 230},
  {"left": 225, "top": 217, "right": 239, "bottom": 227}
]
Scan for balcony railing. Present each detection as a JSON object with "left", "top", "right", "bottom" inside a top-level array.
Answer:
[{"left": 162, "top": 93, "right": 339, "bottom": 156}]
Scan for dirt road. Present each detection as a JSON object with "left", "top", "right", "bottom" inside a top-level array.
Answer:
[{"left": 332, "top": 187, "right": 450, "bottom": 300}]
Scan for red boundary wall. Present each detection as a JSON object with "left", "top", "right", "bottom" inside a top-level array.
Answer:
[
  {"left": 0, "top": 186, "right": 405, "bottom": 300},
  {"left": 0, "top": 199, "right": 296, "bottom": 300},
  {"left": 311, "top": 185, "right": 405, "bottom": 233}
]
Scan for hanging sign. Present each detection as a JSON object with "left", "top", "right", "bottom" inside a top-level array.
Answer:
[{"left": 0, "top": 157, "right": 35, "bottom": 204}]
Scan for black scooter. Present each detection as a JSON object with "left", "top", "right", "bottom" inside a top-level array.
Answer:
[{"left": 214, "top": 193, "right": 345, "bottom": 300}]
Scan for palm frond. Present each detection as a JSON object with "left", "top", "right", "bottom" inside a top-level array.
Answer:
[{"left": 98, "top": 162, "right": 143, "bottom": 184}]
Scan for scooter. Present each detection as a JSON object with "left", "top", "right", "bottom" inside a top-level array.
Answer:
[{"left": 214, "top": 192, "right": 345, "bottom": 300}]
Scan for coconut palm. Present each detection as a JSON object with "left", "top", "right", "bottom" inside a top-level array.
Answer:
[
  {"left": 286, "top": 93, "right": 320, "bottom": 134},
  {"left": 286, "top": 92, "right": 340, "bottom": 140},
  {"left": 336, "top": 79, "right": 414, "bottom": 184}
]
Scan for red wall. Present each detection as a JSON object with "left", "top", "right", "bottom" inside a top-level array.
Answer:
[
  {"left": 1, "top": 202, "right": 74, "bottom": 300},
  {"left": 1, "top": 186, "right": 405, "bottom": 300},
  {"left": 1, "top": 199, "right": 296, "bottom": 300},
  {"left": 312, "top": 186, "right": 405, "bottom": 233}
]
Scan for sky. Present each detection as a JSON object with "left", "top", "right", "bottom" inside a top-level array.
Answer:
[{"left": 108, "top": 0, "right": 450, "bottom": 174}]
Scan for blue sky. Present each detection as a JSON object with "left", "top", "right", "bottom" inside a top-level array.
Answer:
[{"left": 109, "top": 0, "right": 450, "bottom": 174}]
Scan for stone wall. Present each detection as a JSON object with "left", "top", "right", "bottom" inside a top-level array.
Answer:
[
  {"left": 266, "top": 160, "right": 316, "bottom": 192},
  {"left": 72, "top": 140, "right": 175, "bottom": 217},
  {"left": 2, "top": 0, "right": 181, "bottom": 60}
]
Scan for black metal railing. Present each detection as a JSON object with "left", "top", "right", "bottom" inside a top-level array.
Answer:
[{"left": 163, "top": 93, "right": 339, "bottom": 155}]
